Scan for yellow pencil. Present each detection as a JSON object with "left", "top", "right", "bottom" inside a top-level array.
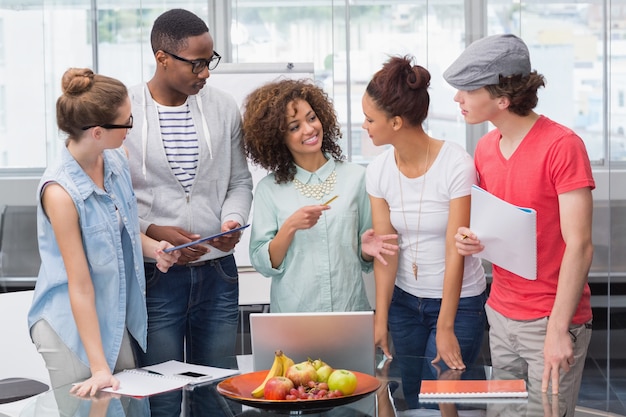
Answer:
[{"left": 322, "top": 195, "right": 339, "bottom": 206}]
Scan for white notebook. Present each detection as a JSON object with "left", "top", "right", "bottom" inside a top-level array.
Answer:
[
  {"left": 470, "top": 185, "right": 537, "bottom": 280},
  {"left": 100, "top": 360, "right": 240, "bottom": 397}
]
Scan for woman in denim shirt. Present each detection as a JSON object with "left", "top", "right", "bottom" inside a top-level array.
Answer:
[{"left": 28, "top": 68, "right": 180, "bottom": 396}]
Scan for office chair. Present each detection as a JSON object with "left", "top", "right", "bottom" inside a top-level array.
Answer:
[
  {"left": 0, "top": 378, "right": 48, "bottom": 404},
  {"left": 0, "top": 205, "right": 40, "bottom": 280}
]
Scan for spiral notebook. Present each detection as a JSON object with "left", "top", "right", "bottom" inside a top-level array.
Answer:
[
  {"left": 470, "top": 185, "right": 537, "bottom": 280},
  {"left": 100, "top": 360, "right": 239, "bottom": 397},
  {"left": 419, "top": 379, "right": 528, "bottom": 400}
]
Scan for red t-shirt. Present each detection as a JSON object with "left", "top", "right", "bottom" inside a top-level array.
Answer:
[{"left": 475, "top": 115, "right": 595, "bottom": 324}]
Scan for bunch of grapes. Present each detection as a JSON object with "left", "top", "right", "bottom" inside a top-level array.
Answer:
[{"left": 285, "top": 380, "right": 344, "bottom": 400}]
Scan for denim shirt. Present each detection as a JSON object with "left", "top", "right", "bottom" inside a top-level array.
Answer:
[{"left": 28, "top": 146, "right": 147, "bottom": 370}]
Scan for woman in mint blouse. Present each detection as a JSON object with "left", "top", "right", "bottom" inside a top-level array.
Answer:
[{"left": 242, "top": 79, "right": 397, "bottom": 312}]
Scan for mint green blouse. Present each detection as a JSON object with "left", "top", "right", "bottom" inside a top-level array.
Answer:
[{"left": 249, "top": 158, "right": 373, "bottom": 312}]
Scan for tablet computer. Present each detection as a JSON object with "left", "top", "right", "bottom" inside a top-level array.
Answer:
[{"left": 163, "top": 224, "right": 250, "bottom": 253}]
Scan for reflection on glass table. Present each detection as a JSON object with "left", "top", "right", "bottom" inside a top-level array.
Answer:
[
  {"left": 18, "top": 355, "right": 566, "bottom": 417},
  {"left": 378, "top": 355, "right": 565, "bottom": 417}
]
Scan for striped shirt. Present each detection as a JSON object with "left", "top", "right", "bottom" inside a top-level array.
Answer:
[{"left": 157, "top": 101, "right": 198, "bottom": 194}]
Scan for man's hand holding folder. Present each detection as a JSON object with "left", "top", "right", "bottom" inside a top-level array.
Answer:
[{"left": 456, "top": 185, "right": 537, "bottom": 280}]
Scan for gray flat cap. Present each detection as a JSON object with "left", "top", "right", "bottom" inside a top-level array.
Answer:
[{"left": 444, "top": 34, "right": 531, "bottom": 90}]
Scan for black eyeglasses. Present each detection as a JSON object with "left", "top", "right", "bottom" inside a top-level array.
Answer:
[
  {"left": 82, "top": 115, "right": 133, "bottom": 131},
  {"left": 162, "top": 50, "right": 221, "bottom": 74}
]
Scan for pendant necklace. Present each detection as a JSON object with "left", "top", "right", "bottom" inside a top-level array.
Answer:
[{"left": 397, "top": 138, "right": 430, "bottom": 280}]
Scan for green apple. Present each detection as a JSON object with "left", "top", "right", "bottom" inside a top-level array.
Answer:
[
  {"left": 310, "top": 358, "right": 326, "bottom": 370},
  {"left": 327, "top": 369, "right": 358, "bottom": 395},
  {"left": 316, "top": 364, "right": 334, "bottom": 383}
]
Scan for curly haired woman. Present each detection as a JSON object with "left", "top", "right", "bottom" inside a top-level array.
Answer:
[{"left": 242, "top": 79, "right": 397, "bottom": 313}]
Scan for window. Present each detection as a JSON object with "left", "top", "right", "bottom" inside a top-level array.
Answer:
[
  {"left": 485, "top": 1, "right": 610, "bottom": 163},
  {"left": 0, "top": 86, "right": 5, "bottom": 133},
  {"left": 0, "top": 18, "right": 5, "bottom": 66},
  {"left": 0, "top": 0, "right": 621, "bottom": 168},
  {"left": 232, "top": 1, "right": 466, "bottom": 163}
]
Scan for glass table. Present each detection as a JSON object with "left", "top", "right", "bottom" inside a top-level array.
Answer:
[{"left": 18, "top": 355, "right": 566, "bottom": 417}]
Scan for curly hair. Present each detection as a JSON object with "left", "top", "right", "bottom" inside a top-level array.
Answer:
[
  {"left": 242, "top": 78, "right": 344, "bottom": 184},
  {"left": 484, "top": 72, "right": 545, "bottom": 116},
  {"left": 56, "top": 68, "right": 128, "bottom": 140},
  {"left": 365, "top": 55, "right": 431, "bottom": 126},
  {"left": 150, "top": 9, "right": 209, "bottom": 54}
]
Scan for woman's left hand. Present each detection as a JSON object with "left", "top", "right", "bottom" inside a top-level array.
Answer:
[
  {"left": 432, "top": 329, "right": 466, "bottom": 371},
  {"left": 70, "top": 369, "right": 119, "bottom": 397},
  {"left": 361, "top": 229, "right": 399, "bottom": 265},
  {"left": 154, "top": 241, "right": 181, "bottom": 273}
]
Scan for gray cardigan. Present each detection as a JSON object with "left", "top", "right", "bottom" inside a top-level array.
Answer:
[{"left": 125, "top": 83, "right": 253, "bottom": 260}]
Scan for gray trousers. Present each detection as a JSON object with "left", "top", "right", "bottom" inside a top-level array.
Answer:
[
  {"left": 485, "top": 304, "right": 591, "bottom": 417},
  {"left": 31, "top": 319, "right": 136, "bottom": 389}
]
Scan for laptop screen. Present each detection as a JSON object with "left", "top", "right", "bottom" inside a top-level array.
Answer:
[{"left": 250, "top": 311, "right": 376, "bottom": 375}]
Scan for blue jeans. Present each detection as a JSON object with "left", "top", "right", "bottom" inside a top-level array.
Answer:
[
  {"left": 136, "top": 255, "right": 240, "bottom": 417},
  {"left": 137, "top": 255, "right": 240, "bottom": 368},
  {"left": 388, "top": 286, "right": 487, "bottom": 408},
  {"left": 388, "top": 285, "right": 487, "bottom": 361}
]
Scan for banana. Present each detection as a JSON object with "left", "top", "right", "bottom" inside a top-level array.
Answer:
[
  {"left": 251, "top": 349, "right": 284, "bottom": 398},
  {"left": 279, "top": 351, "right": 295, "bottom": 376}
]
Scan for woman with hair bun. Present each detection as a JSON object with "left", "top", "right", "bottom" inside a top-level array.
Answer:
[
  {"left": 28, "top": 68, "right": 180, "bottom": 395},
  {"left": 362, "top": 56, "right": 487, "bottom": 373}
]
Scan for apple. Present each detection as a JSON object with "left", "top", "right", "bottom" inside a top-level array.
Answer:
[
  {"left": 263, "top": 376, "right": 294, "bottom": 400},
  {"left": 310, "top": 358, "right": 326, "bottom": 370},
  {"left": 316, "top": 364, "right": 334, "bottom": 383},
  {"left": 284, "top": 362, "right": 318, "bottom": 387},
  {"left": 327, "top": 369, "right": 358, "bottom": 395}
]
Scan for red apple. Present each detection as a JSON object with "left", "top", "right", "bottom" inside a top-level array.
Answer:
[
  {"left": 284, "top": 362, "right": 318, "bottom": 387},
  {"left": 263, "top": 376, "right": 294, "bottom": 400},
  {"left": 327, "top": 369, "right": 358, "bottom": 395}
]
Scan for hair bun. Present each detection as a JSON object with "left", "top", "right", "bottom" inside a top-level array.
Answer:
[
  {"left": 407, "top": 65, "right": 430, "bottom": 90},
  {"left": 62, "top": 68, "right": 95, "bottom": 96}
]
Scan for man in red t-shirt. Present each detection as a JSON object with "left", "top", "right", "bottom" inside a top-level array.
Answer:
[{"left": 444, "top": 34, "right": 594, "bottom": 415}]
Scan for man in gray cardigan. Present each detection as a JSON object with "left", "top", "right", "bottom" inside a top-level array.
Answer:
[{"left": 125, "top": 8, "right": 252, "bottom": 378}]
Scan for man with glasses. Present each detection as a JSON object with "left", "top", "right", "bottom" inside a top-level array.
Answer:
[{"left": 124, "top": 8, "right": 252, "bottom": 412}]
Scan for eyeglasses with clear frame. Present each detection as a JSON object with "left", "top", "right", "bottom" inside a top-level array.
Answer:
[
  {"left": 162, "top": 50, "right": 221, "bottom": 74},
  {"left": 81, "top": 115, "right": 133, "bottom": 131}
]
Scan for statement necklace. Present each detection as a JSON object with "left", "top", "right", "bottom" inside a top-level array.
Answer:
[
  {"left": 293, "top": 169, "right": 337, "bottom": 200},
  {"left": 397, "top": 138, "right": 431, "bottom": 280}
]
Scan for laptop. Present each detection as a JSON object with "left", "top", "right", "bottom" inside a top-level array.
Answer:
[{"left": 250, "top": 311, "right": 376, "bottom": 376}]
